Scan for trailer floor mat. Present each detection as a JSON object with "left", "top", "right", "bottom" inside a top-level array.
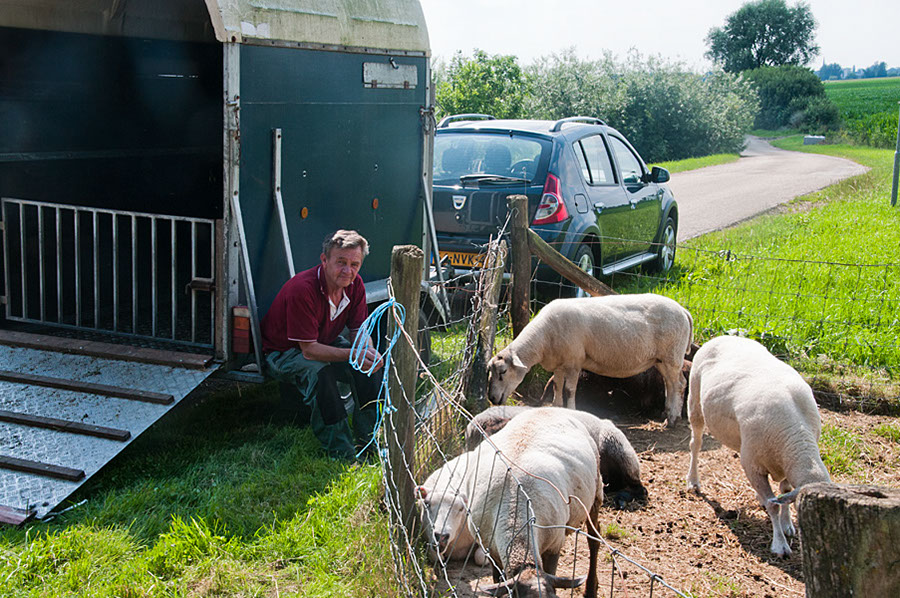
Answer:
[{"left": 0, "top": 333, "right": 218, "bottom": 523}]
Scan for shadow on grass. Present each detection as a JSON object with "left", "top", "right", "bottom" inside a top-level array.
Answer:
[{"left": 4, "top": 380, "right": 350, "bottom": 543}]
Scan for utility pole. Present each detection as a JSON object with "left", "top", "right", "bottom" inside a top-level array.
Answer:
[{"left": 892, "top": 102, "right": 899, "bottom": 207}]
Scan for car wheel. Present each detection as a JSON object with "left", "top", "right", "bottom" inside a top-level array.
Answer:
[
  {"left": 653, "top": 217, "right": 677, "bottom": 273},
  {"left": 572, "top": 244, "right": 595, "bottom": 298}
]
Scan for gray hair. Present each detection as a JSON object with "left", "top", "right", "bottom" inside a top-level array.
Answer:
[{"left": 323, "top": 229, "right": 369, "bottom": 258}]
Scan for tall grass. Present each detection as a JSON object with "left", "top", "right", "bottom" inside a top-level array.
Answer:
[{"left": 617, "top": 137, "right": 900, "bottom": 385}]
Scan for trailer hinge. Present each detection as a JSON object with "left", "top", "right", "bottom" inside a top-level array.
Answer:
[
  {"left": 420, "top": 105, "right": 436, "bottom": 133},
  {"left": 185, "top": 278, "right": 215, "bottom": 294}
]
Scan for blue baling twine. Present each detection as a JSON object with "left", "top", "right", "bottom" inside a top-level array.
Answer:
[{"left": 350, "top": 298, "right": 405, "bottom": 458}]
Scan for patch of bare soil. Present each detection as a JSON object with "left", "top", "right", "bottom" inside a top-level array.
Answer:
[{"left": 432, "top": 380, "right": 899, "bottom": 598}]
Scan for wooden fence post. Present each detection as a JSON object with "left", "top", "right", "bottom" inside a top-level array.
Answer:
[
  {"left": 526, "top": 228, "right": 616, "bottom": 297},
  {"left": 507, "top": 195, "right": 530, "bottom": 338},
  {"left": 463, "top": 239, "right": 507, "bottom": 411},
  {"left": 797, "top": 483, "right": 900, "bottom": 597},
  {"left": 388, "top": 245, "right": 423, "bottom": 537}
]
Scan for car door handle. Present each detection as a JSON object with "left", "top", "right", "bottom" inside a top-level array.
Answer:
[
  {"left": 629, "top": 198, "right": 637, "bottom": 209},
  {"left": 593, "top": 202, "right": 605, "bottom": 212}
]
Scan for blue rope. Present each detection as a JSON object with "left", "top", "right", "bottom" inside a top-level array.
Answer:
[{"left": 350, "top": 298, "right": 405, "bottom": 458}]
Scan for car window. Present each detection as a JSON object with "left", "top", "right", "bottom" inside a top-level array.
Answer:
[
  {"left": 433, "top": 134, "right": 546, "bottom": 183},
  {"left": 609, "top": 135, "right": 644, "bottom": 185},
  {"left": 576, "top": 135, "right": 615, "bottom": 185}
]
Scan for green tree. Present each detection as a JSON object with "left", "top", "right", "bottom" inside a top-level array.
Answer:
[
  {"left": 743, "top": 65, "right": 839, "bottom": 131},
  {"left": 816, "top": 62, "right": 843, "bottom": 80},
  {"left": 706, "top": 0, "right": 819, "bottom": 73},
  {"left": 527, "top": 50, "right": 758, "bottom": 162},
  {"left": 434, "top": 50, "right": 529, "bottom": 120}
]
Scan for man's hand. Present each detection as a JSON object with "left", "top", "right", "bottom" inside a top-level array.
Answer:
[{"left": 362, "top": 346, "right": 384, "bottom": 372}]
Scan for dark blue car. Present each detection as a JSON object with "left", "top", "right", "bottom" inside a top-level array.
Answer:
[{"left": 432, "top": 115, "right": 678, "bottom": 291}]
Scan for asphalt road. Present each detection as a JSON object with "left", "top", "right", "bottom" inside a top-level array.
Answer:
[{"left": 667, "top": 136, "right": 869, "bottom": 240}]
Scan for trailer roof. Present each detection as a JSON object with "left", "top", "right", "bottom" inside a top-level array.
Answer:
[{"left": 0, "top": 0, "right": 430, "bottom": 53}]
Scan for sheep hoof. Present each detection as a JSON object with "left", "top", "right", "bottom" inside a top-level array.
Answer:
[
  {"left": 686, "top": 481, "right": 701, "bottom": 493},
  {"left": 771, "top": 544, "right": 792, "bottom": 558}
]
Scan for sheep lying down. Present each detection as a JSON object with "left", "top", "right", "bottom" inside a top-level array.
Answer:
[
  {"left": 686, "top": 335, "right": 831, "bottom": 557},
  {"left": 419, "top": 407, "right": 645, "bottom": 597},
  {"left": 487, "top": 294, "right": 693, "bottom": 427},
  {"left": 465, "top": 405, "right": 647, "bottom": 508}
]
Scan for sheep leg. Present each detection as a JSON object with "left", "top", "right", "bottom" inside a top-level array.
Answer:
[
  {"left": 778, "top": 479, "right": 796, "bottom": 537},
  {"left": 562, "top": 368, "right": 580, "bottom": 409},
  {"left": 685, "top": 382, "right": 704, "bottom": 491},
  {"left": 741, "top": 455, "right": 791, "bottom": 557},
  {"left": 659, "top": 361, "right": 685, "bottom": 427}
]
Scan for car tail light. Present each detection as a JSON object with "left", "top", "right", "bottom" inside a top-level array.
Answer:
[{"left": 532, "top": 173, "right": 569, "bottom": 225}]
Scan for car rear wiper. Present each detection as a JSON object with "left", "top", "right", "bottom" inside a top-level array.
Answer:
[{"left": 460, "top": 174, "right": 531, "bottom": 185}]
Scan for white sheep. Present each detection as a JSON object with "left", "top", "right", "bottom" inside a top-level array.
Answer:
[
  {"left": 465, "top": 405, "right": 647, "bottom": 508},
  {"left": 416, "top": 451, "right": 487, "bottom": 565},
  {"left": 463, "top": 407, "right": 629, "bottom": 598},
  {"left": 685, "top": 335, "right": 831, "bottom": 557},
  {"left": 465, "top": 405, "right": 533, "bottom": 450},
  {"left": 488, "top": 294, "right": 693, "bottom": 427}
]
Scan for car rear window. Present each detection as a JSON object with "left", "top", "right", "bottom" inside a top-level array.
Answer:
[{"left": 433, "top": 133, "right": 549, "bottom": 184}]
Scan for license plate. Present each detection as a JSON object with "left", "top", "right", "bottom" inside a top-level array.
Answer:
[{"left": 440, "top": 250, "right": 487, "bottom": 268}]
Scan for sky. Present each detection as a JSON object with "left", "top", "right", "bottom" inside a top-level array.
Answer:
[{"left": 419, "top": 0, "right": 900, "bottom": 72}]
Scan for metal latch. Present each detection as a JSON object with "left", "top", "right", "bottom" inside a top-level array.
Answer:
[{"left": 185, "top": 278, "right": 215, "bottom": 294}]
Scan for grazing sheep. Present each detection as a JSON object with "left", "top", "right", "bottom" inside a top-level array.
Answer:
[
  {"left": 466, "top": 405, "right": 647, "bottom": 508},
  {"left": 685, "top": 335, "right": 831, "bottom": 557},
  {"left": 416, "top": 452, "right": 486, "bottom": 564},
  {"left": 487, "top": 294, "right": 693, "bottom": 427},
  {"left": 464, "top": 407, "right": 626, "bottom": 598}
]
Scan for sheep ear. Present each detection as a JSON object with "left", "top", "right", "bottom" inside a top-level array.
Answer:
[
  {"left": 416, "top": 485, "right": 428, "bottom": 500},
  {"left": 510, "top": 353, "right": 526, "bottom": 370},
  {"left": 546, "top": 573, "right": 587, "bottom": 589}
]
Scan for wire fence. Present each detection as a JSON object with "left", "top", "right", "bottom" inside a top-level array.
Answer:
[
  {"left": 376, "top": 229, "right": 899, "bottom": 597},
  {"left": 530, "top": 231, "right": 900, "bottom": 413}
]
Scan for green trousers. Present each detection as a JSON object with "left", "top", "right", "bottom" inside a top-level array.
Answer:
[{"left": 265, "top": 342, "right": 380, "bottom": 460}]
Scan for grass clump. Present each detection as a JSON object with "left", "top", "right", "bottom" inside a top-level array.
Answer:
[
  {"left": 654, "top": 153, "right": 740, "bottom": 174},
  {"left": 873, "top": 423, "right": 900, "bottom": 443},
  {"left": 819, "top": 425, "right": 866, "bottom": 476}
]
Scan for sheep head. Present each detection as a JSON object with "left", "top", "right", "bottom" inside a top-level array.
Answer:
[
  {"left": 487, "top": 350, "right": 529, "bottom": 405},
  {"left": 416, "top": 485, "right": 469, "bottom": 562}
]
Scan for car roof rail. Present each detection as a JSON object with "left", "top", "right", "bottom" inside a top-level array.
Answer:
[
  {"left": 550, "top": 116, "right": 607, "bottom": 132},
  {"left": 437, "top": 113, "right": 497, "bottom": 128}
]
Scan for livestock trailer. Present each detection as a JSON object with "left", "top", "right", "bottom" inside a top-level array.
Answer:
[{"left": 0, "top": 0, "right": 437, "bottom": 523}]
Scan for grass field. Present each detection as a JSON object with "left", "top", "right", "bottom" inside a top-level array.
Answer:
[
  {"left": 615, "top": 137, "right": 900, "bottom": 403},
  {"left": 824, "top": 77, "right": 900, "bottom": 148},
  {"left": 0, "top": 383, "right": 401, "bottom": 597}
]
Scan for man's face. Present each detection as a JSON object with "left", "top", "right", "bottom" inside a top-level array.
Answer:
[{"left": 320, "top": 246, "right": 364, "bottom": 292}]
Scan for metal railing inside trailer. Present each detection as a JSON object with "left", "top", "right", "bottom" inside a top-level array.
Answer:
[{"left": 1, "top": 198, "right": 216, "bottom": 349}]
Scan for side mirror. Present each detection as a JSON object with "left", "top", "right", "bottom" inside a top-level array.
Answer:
[{"left": 648, "top": 166, "right": 670, "bottom": 184}]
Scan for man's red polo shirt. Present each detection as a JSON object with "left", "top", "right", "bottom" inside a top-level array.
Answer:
[{"left": 261, "top": 265, "right": 368, "bottom": 353}]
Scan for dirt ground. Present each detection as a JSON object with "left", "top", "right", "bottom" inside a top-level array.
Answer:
[{"left": 432, "top": 375, "right": 899, "bottom": 598}]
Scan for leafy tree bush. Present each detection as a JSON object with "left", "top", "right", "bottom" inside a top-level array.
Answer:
[
  {"left": 743, "top": 65, "right": 839, "bottom": 130},
  {"left": 434, "top": 50, "right": 529, "bottom": 120},
  {"left": 526, "top": 50, "right": 758, "bottom": 162},
  {"left": 706, "top": 0, "right": 819, "bottom": 73}
]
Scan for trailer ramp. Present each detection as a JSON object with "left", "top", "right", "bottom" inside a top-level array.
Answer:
[{"left": 0, "top": 330, "right": 217, "bottom": 524}]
